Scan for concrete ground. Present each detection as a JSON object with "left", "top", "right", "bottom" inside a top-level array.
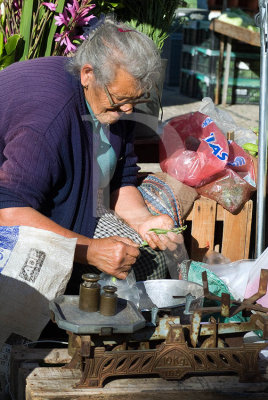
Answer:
[{"left": 161, "top": 85, "right": 259, "bottom": 131}]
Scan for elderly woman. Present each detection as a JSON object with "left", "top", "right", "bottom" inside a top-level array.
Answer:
[{"left": 0, "top": 16, "right": 186, "bottom": 283}]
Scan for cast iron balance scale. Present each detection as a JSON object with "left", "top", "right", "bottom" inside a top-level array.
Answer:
[{"left": 49, "top": 269, "right": 268, "bottom": 388}]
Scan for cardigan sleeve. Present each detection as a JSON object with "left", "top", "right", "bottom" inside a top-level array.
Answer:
[
  {"left": 109, "top": 119, "right": 140, "bottom": 193},
  {"left": 0, "top": 126, "right": 61, "bottom": 210}
]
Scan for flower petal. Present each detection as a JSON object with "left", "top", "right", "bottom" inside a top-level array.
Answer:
[{"left": 42, "top": 2, "right": 57, "bottom": 12}]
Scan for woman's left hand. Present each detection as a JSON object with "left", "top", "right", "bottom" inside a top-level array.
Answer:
[{"left": 137, "top": 214, "right": 184, "bottom": 251}]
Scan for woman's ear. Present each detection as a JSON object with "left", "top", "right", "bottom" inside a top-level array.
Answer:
[{"left": 80, "top": 64, "right": 94, "bottom": 88}]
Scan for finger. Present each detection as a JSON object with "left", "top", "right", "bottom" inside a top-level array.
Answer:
[
  {"left": 124, "top": 255, "right": 138, "bottom": 266},
  {"left": 116, "top": 265, "right": 132, "bottom": 280},
  {"left": 166, "top": 232, "right": 184, "bottom": 244},
  {"left": 145, "top": 232, "right": 166, "bottom": 250},
  {"left": 111, "top": 237, "right": 140, "bottom": 259},
  {"left": 117, "top": 270, "right": 129, "bottom": 280},
  {"left": 114, "top": 236, "right": 139, "bottom": 248}
]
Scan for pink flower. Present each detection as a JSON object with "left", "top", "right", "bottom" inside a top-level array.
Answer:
[
  {"left": 54, "top": 9, "right": 69, "bottom": 26},
  {"left": 42, "top": 2, "right": 57, "bottom": 12},
  {"left": 55, "top": 31, "right": 77, "bottom": 53},
  {"left": 53, "top": 1, "right": 95, "bottom": 55},
  {"left": 65, "top": 0, "right": 79, "bottom": 19},
  {"left": 54, "top": 1, "right": 95, "bottom": 27}
]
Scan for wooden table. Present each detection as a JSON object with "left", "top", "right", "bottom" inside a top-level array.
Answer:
[
  {"left": 9, "top": 346, "right": 268, "bottom": 400},
  {"left": 210, "top": 19, "right": 260, "bottom": 106}
]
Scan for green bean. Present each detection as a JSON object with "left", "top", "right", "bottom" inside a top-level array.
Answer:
[{"left": 140, "top": 225, "right": 187, "bottom": 247}]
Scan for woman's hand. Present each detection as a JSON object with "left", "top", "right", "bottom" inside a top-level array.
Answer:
[
  {"left": 86, "top": 236, "right": 140, "bottom": 279},
  {"left": 137, "top": 214, "right": 184, "bottom": 251}
]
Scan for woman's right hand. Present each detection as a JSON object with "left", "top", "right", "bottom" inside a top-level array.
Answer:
[{"left": 86, "top": 236, "right": 140, "bottom": 279}]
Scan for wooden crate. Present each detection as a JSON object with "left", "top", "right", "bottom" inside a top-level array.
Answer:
[
  {"left": 9, "top": 345, "right": 268, "bottom": 400},
  {"left": 9, "top": 346, "right": 71, "bottom": 400},
  {"left": 185, "top": 197, "right": 253, "bottom": 262}
]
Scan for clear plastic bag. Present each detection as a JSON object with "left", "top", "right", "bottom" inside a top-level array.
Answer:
[
  {"left": 197, "top": 168, "right": 255, "bottom": 213},
  {"left": 199, "top": 97, "right": 258, "bottom": 147},
  {"left": 99, "top": 270, "right": 140, "bottom": 308}
]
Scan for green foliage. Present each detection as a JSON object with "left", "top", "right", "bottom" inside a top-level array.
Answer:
[
  {"left": 19, "top": 0, "right": 34, "bottom": 60},
  {"left": 93, "top": 0, "right": 124, "bottom": 17},
  {"left": 44, "top": 0, "right": 65, "bottom": 57},
  {"left": 0, "top": 0, "right": 96, "bottom": 66},
  {"left": 0, "top": 34, "right": 22, "bottom": 69},
  {"left": 117, "top": 0, "right": 186, "bottom": 50}
]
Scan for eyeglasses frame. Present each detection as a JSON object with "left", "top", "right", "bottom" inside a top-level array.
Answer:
[{"left": 103, "top": 85, "right": 151, "bottom": 108}]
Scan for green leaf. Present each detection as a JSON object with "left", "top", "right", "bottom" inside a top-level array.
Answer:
[
  {"left": 4, "top": 34, "right": 21, "bottom": 55},
  {"left": 44, "top": 0, "right": 65, "bottom": 56},
  {"left": 0, "top": 53, "right": 16, "bottom": 69},
  {"left": 19, "top": 0, "right": 34, "bottom": 60},
  {"left": 0, "top": 32, "right": 3, "bottom": 57}
]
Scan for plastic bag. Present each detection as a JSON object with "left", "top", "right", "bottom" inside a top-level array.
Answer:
[
  {"left": 203, "top": 250, "right": 230, "bottom": 265},
  {"left": 205, "top": 260, "right": 255, "bottom": 301},
  {"left": 198, "top": 137, "right": 256, "bottom": 212},
  {"left": 99, "top": 269, "right": 140, "bottom": 308},
  {"left": 160, "top": 111, "right": 256, "bottom": 212},
  {"left": 197, "top": 168, "right": 255, "bottom": 213},
  {"left": 159, "top": 111, "right": 229, "bottom": 187},
  {"left": 0, "top": 226, "right": 76, "bottom": 349},
  {"left": 187, "top": 260, "right": 248, "bottom": 322},
  {"left": 244, "top": 247, "right": 268, "bottom": 307},
  {"left": 199, "top": 97, "right": 258, "bottom": 147}
]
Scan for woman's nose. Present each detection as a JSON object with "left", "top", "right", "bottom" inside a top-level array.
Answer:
[{"left": 119, "top": 103, "right": 134, "bottom": 114}]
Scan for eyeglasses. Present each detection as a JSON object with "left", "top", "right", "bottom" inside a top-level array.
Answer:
[{"left": 104, "top": 85, "right": 151, "bottom": 109}]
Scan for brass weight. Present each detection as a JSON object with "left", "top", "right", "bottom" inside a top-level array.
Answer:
[
  {"left": 99, "top": 285, "right": 118, "bottom": 316},
  {"left": 79, "top": 273, "right": 100, "bottom": 312}
]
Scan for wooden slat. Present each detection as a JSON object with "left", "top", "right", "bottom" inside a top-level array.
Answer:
[
  {"left": 221, "top": 200, "right": 253, "bottom": 261},
  {"left": 10, "top": 346, "right": 72, "bottom": 400},
  {"left": 186, "top": 199, "right": 253, "bottom": 262},
  {"left": 210, "top": 19, "right": 260, "bottom": 47},
  {"left": 25, "top": 364, "right": 268, "bottom": 400},
  {"left": 189, "top": 198, "right": 217, "bottom": 261}
]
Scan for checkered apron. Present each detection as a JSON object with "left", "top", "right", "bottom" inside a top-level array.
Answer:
[{"left": 93, "top": 192, "right": 168, "bottom": 281}]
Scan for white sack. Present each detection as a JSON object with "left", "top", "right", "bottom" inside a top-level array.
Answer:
[{"left": 0, "top": 226, "right": 76, "bottom": 348}]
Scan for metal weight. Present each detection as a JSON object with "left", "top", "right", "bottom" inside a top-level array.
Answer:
[
  {"left": 79, "top": 273, "right": 100, "bottom": 312},
  {"left": 99, "top": 285, "right": 118, "bottom": 316}
]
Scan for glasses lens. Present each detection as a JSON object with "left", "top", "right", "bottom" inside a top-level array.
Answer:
[{"left": 105, "top": 85, "right": 151, "bottom": 108}]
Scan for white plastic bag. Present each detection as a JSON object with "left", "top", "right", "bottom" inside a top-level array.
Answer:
[
  {"left": 244, "top": 247, "right": 268, "bottom": 306},
  {"left": 0, "top": 226, "right": 76, "bottom": 348},
  {"left": 205, "top": 260, "right": 255, "bottom": 301},
  {"left": 199, "top": 97, "right": 258, "bottom": 147}
]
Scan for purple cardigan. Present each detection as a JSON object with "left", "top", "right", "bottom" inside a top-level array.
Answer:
[{"left": 0, "top": 57, "right": 139, "bottom": 238}]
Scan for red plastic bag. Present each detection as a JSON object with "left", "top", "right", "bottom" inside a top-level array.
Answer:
[
  {"left": 159, "top": 112, "right": 257, "bottom": 213},
  {"left": 159, "top": 112, "right": 229, "bottom": 187},
  {"left": 197, "top": 138, "right": 256, "bottom": 213}
]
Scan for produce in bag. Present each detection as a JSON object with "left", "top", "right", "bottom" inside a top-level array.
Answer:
[
  {"left": 197, "top": 168, "right": 254, "bottom": 213},
  {"left": 159, "top": 112, "right": 229, "bottom": 187},
  {"left": 197, "top": 139, "right": 256, "bottom": 213}
]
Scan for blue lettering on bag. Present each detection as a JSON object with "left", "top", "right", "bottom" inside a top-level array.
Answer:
[
  {"left": 201, "top": 117, "right": 213, "bottom": 128},
  {"left": 203, "top": 132, "right": 228, "bottom": 162},
  {"left": 228, "top": 156, "right": 246, "bottom": 167},
  {"left": 0, "top": 226, "right": 20, "bottom": 273}
]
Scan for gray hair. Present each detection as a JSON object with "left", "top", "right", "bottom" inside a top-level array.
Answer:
[{"left": 67, "top": 15, "right": 161, "bottom": 91}]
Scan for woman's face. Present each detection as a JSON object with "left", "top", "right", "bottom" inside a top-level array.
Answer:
[{"left": 82, "top": 66, "right": 144, "bottom": 125}]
